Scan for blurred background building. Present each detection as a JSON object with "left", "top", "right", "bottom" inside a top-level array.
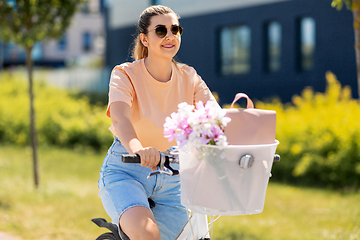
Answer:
[
  {"left": 0, "top": 0, "right": 105, "bottom": 68},
  {"left": 0, "top": 0, "right": 108, "bottom": 92},
  {"left": 0, "top": 0, "right": 357, "bottom": 105}
]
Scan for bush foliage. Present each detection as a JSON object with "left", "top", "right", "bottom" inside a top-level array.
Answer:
[
  {"left": 257, "top": 71, "right": 360, "bottom": 189},
  {"left": 0, "top": 72, "right": 113, "bottom": 151},
  {"left": 1, "top": 71, "right": 359, "bottom": 189}
]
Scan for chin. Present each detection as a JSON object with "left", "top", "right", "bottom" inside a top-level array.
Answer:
[
  {"left": 161, "top": 53, "right": 178, "bottom": 60},
  {"left": 164, "top": 49, "right": 179, "bottom": 58}
]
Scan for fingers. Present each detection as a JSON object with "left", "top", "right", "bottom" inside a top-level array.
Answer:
[{"left": 135, "top": 147, "right": 160, "bottom": 168}]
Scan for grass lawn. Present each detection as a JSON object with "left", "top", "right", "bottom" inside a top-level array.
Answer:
[{"left": 0, "top": 145, "right": 359, "bottom": 240}]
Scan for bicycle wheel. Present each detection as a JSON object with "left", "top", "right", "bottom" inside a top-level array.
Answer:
[{"left": 95, "top": 232, "right": 118, "bottom": 240}]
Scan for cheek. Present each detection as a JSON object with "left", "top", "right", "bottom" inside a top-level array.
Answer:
[
  {"left": 175, "top": 38, "right": 181, "bottom": 50},
  {"left": 149, "top": 38, "right": 163, "bottom": 49}
]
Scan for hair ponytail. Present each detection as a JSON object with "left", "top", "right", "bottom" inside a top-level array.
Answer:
[{"left": 132, "top": 35, "right": 148, "bottom": 61}]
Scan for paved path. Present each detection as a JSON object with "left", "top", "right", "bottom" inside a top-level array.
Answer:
[{"left": 0, "top": 232, "right": 23, "bottom": 240}]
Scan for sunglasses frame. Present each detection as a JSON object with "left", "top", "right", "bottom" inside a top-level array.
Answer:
[{"left": 148, "top": 24, "right": 183, "bottom": 38}]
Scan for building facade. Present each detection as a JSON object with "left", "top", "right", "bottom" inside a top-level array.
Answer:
[
  {"left": 104, "top": 0, "right": 357, "bottom": 104},
  {"left": 0, "top": 0, "right": 105, "bottom": 68}
]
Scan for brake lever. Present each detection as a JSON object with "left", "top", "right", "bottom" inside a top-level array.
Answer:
[
  {"left": 147, "top": 152, "right": 179, "bottom": 178},
  {"left": 147, "top": 168, "right": 175, "bottom": 178}
]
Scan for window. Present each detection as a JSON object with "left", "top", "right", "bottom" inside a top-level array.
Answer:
[
  {"left": 31, "top": 43, "right": 43, "bottom": 61},
  {"left": 2, "top": 43, "right": 26, "bottom": 61},
  {"left": 267, "top": 21, "right": 282, "bottom": 73},
  {"left": 83, "top": 32, "right": 92, "bottom": 52},
  {"left": 300, "top": 17, "right": 316, "bottom": 71},
  {"left": 220, "top": 25, "right": 251, "bottom": 75},
  {"left": 81, "top": 1, "right": 90, "bottom": 13},
  {"left": 57, "top": 35, "right": 67, "bottom": 52}
]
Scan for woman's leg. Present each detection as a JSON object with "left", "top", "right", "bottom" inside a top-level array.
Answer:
[
  {"left": 120, "top": 206, "right": 161, "bottom": 240},
  {"left": 151, "top": 173, "right": 188, "bottom": 240},
  {"left": 98, "top": 140, "right": 160, "bottom": 239}
]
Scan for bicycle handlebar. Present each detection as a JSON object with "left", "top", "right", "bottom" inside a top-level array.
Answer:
[
  {"left": 121, "top": 148, "right": 280, "bottom": 177},
  {"left": 121, "top": 153, "right": 142, "bottom": 163},
  {"left": 122, "top": 150, "right": 180, "bottom": 178}
]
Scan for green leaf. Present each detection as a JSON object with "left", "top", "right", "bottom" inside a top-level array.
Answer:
[{"left": 332, "top": 0, "right": 344, "bottom": 10}]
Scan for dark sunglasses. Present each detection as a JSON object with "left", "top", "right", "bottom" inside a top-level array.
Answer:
[{"left": 149, "top": 25, "right": 183, "bottom": 38}]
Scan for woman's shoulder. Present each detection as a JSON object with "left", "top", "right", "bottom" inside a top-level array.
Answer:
[
  {"left": 110, "top": 60, "right": 143, "bottom": 85},
  {"left": 113, "top": 60, "right": 142, "bottom": 74},
  {"left": 175, "top": 62, "right": 198, "bottom": 77}
]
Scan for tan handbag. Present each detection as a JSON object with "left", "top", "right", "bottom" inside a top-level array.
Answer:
[{"left": 224, "top": 93, "right": 276, "bottom": 145}]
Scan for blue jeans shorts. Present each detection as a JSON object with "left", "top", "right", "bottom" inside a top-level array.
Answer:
[{"left": 98, "top": 138, "right": 188, "bottom": 240}]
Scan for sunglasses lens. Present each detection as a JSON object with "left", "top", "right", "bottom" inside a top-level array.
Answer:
[
  {"left": 171, "top": 26, "right": 183, "bottom": 36},
  {"left": 155, "top": 26, "right": 167, "bottom": 38}
]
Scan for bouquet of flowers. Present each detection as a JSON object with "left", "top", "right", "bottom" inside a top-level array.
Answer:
[{"left": 163, "top": 100, "right": 231, "bottom": 148}]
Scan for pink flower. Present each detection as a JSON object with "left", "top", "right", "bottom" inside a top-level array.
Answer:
[
  {"left": 163, "top": 101, "right": 230, "bottom": 147},
  {"left": 163, "top": 112, "right": 180, "bottom": 142}
]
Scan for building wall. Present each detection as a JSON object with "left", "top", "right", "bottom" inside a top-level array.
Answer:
[
  {"left": 42, "top": 12, "right": 104, "bottom": 61},
  {"left": 1, "top": 0, "right": 105, "bottom": 67},
  {"left": 107, "top": 0, "right": 287, "bottom": 28},
  {"left": 105, "top": 0, "right": 357, "bottom": 104}
]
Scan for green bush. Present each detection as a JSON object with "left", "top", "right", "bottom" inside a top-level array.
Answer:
[
  {"left": 256, "top": 71, "right": 360, "bottom": 189},
  {"left": 0, "top": 71, "right": 113, "bottom": 151}
]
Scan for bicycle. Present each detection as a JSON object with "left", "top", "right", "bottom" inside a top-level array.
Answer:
[{"left": 92, "top": 146, "right": 280, "bottom": 240}]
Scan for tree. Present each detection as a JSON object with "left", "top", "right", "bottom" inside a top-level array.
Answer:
[
  {"left": 0, "top": 0, "right": 85, "bottom": 188},
  {"left": 332, "top": 0, "right": 360, "bottom": 97}
]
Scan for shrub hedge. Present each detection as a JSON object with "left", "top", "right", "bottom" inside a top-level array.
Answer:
[
  {"left": 1, "top": 70, "right": 359, "bottom": 189},
  {"left": 256, "top": 71, "right": 360, "bottom": 189},
  {"left": 0, "top": 71, "right": 113, "bottom": 151}
]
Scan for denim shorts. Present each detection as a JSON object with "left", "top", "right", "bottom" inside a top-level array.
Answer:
[{"left": 98, "top": 138, "right": 188, "bottom": 240}]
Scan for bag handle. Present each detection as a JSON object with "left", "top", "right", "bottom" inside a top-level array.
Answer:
[{"left": 230, "top": 93, "right": 254, "bottom": 109}]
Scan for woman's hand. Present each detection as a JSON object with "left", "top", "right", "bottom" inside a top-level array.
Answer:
[{"left": 135, "top": 147, "right": 160, "bottom": 171}]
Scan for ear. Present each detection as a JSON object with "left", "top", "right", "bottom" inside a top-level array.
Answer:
[{"left": 140, "top": 33, "right": 148, "bottom": 47}]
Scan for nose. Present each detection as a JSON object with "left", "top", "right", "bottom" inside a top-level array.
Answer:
[{"left": 165, "top": 28, "right": 175, "bottom": 39}]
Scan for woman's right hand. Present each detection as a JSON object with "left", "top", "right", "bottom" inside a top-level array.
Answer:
[{"left": 134, "top": 147, "right": 160, "bottom": 171}]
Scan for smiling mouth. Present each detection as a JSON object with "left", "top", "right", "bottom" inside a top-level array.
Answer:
[{"left": 162, "top": 44, "right": 175, "bottom": 48}]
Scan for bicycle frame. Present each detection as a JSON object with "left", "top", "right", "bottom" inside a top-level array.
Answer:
[{"left": 175, "top": 212, "right": 210, "bottom": 240}]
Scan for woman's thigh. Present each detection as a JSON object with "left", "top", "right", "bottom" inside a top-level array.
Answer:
[
  {"left": 151, "top": 174, "right": 188, "bottom": 240},
  {"left": 98, "top": 139, "right": 156, "bottom": 224}
]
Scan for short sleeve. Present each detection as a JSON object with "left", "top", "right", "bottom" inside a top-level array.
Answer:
[
  {"left": 194, "top": 74, "right": 217, "bottom": 104},
  {"left": 106, "top": 66, "right": 135, "bottom": 117}
]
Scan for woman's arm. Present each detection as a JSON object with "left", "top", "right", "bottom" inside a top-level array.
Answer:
[
  {"left": 193, "top": 73, "right": 221, "bottom": 108},
  {"left": 109, "top": 101, "right": 160, "bottom": 169}
]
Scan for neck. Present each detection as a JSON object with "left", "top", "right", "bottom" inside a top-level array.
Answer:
[{"left": 144, "top": 56, "right": 173, "bottom": 82}]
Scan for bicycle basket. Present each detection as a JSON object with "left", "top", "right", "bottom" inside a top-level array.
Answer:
[{"left": 179, "top": 141, "right": 279, "bottom": 215}]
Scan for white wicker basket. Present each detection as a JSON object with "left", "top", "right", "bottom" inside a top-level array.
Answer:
[{"left": 179, "top": 140, "right": 279, "bottom": 215}]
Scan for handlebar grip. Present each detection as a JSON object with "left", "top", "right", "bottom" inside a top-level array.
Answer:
[{"left": 121, "top": 154, "right": 141, "bottom": 163}]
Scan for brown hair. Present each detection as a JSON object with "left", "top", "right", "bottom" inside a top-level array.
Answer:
[{"left": 131, "top": 5, "right": 180, "bottom": 61}]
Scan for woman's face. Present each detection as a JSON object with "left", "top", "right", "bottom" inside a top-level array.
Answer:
[{"left": 141, "top": 13, "right": 181, "bottom": 61}]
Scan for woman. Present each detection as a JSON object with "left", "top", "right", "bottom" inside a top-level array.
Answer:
[{"left": 98, "top": 5, "right": 218, "bottom": 240}]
